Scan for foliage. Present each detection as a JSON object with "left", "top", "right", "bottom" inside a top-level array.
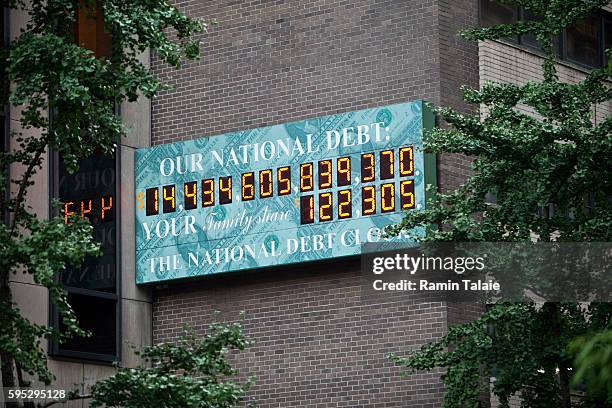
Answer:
[
  {"left": 387, "top": 0, "right": 612, "bottom": 407},
  {"left": 0, "top": 0, "right": 207, "bottom": 391},
  {"left": 89, "top": 322, "right": 253, "bottom": 408},
  {"left": 570, "top": 329, "right": 612, "bottom": 405}
]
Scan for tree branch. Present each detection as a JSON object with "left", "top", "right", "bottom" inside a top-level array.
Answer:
[{"left": 9, "top": 144, "right": 46, "bottom": 234}]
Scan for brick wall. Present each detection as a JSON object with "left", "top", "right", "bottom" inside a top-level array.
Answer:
[
  {"left": 151, "top": 0, "right": 441, "bottom": 146},
  {"left": 479, "top": 40, "right": 612, "bottom": 123},
  {"left": 154, "top": 260, "right": 449, "bottom": 407},
  {"left": 150, "top": 0, "right": 480, "bottom": 406}
]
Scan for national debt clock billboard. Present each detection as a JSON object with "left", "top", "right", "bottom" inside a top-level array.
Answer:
[{"left": 135, "top": 100, "right": 435, "bottom": 284}]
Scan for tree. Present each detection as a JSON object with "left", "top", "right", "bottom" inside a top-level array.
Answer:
[
  {"left": 42, "top": 321, "right": 253, "bottom": 408},
  {"left": 387, "top": 0, "right": 612, "bottom": 407},
  {"left": 0, "top": 0, "right": 207, "bottom": 403}
]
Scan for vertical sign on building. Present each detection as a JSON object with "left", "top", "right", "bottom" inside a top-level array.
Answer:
[{"left": 52, "top": 152, "right": 119, "bottom": 360}]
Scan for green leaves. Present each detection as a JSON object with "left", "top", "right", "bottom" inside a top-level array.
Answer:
[
  {"left": 0, "top": 0, "right": 207, "bottom": 389},
  {"left": 570, "top": 329, "right": 612, "bottom": 404},
  {"left": 389, "top": 0, "right": 612, "bottom": 406},
  {"left": 90, "top": 322, "right": 252, "bottom": 408}
]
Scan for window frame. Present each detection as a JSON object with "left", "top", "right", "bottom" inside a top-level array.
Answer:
[
  {"left": 48, "top": 147, "right": 122, "bottom": 363},
  {"left": 563, "top": 14, "right": 604, "bottom": 69}
]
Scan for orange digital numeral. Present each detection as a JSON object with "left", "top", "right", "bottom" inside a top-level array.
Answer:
[
  {"left": 300, "top": 195, "right": 315, "bottom": 224},
  {"left": 300, "top": 163, "right": 314, "bottom": 192},
  {"left": 242, "top": 172, "right": 255, "bottom": 201},
  {"left": 260, "top": 169, "right": 273, "bottom": 198},
  {"left": 101, "top": 195, "right": 113, "bottom": 221},
  {"left": 400, "top": 180, "right": 415, "bottom": 209},
  {"left": 64, "top": 201, "right": 76, "bottom": 224},
  {"left": 146, "top": 188, "right": 159, "bottom": 215},
  {"left": 338, "top": 189, "right": 352, "bottom": 219},
  {"left": 81, "top": 199, "right": 92, "bottom": 220},
  {"left": 380, "top": 150, "right": 394, "bottom": 180},
  {"left": 277, "top": 166, "right": 291, "bottom": 196},
  {"left": 361, "top": 153, "right": 375, "bottom": 182},
  {"left": 399, "top": 146, "right": 414, "bottom": 176},
  {"left": 318, "top": 160, "right": 332, "bottom": 189},
  {"left": 319, "top": 192, "right": 333, "bottom": 222},
  {"left": 337, "top": 157, "right": 351, "bottom": 186},
  {"left": 184, "top": 181, "right": 197, "bottom": 210},
  {"left": 362, "top": 186, "right": 376, "bottom": 215},
  {"left": 381, "top": 182, "right": 395, "bottom": 213},
  {"left": 219, "top": 176, "right": 232, "bottom": 205},
  {"left": 162, "top": 185, "right": 176, "bottom": 213},
  {"left": 202, "top": 179, "right": 215, "bottom": 207}
]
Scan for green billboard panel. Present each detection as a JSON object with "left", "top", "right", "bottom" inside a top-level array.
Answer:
[{"left": 135, "top": 100, "right": 433, "bottom": 284}]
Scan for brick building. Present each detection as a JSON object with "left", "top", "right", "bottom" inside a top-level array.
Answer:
[{"left": 3, "top": 1, "right": 612, "bottom": 407}]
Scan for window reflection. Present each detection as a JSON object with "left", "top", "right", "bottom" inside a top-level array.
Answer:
[{"left": 566, "top": 15, "right": 601, "bottom": 67}]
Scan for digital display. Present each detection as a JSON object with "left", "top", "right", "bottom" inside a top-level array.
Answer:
[
  {"left": 361, "top": 153, "right": 376, "bottom": 183},
  {"left": 337, "top": 157, "right": 351, "bottom": 186},
  {"left": 219, "top": 176, "right": 232, "bottom": 205},
  {"left": 277, "top": 166, "right": 291, "bottom": 196},
  {"left": 184, "top": 181, "right": 198, "bottom": 210},
  {"left": 146, "top": 187, "right": 159, "bottom": 216},
  {"left": 300, "top": 195, "right": 314, "bottom": 224},
  {"left": 202, "top": 178, "right": 214, "bottom": 207},
  {"left": 241, "top": 172, "right": 255, "bottom": 201},
  {"left": 135, "top": 100, "right": 433, "bottom": 283},
  {"left": 162, "top": 185, "right": 176, "bottom": 213},
  {"left": 59, "top": 152, "right": 117, "bottom": 291},
  {"left": 300, "top": 163, "right": 314, "bottom": 192},
  {"left": 338, "top": 190, "right": 352, "bottom": 219},
  {"left": 318, "top": 160, "right": 332, "bottom": 189},
  {"left": 259, "top": 169, "right": 273, "bottom": 198},
  {"left": 400, "top": 180, "right": 415, "bottom": 209},
  {"left": 140, "top": 146, "right": 415, "bottom": 223},
  {"left": 380, "top": 149, "right": 394, "bottom": 180},
  {"left": 319, "top": 192, "right": 333, "bottom": 222}
]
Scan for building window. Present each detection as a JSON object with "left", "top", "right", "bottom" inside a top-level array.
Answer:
[
  {"left": 520, "top": 10, "right": 543, "bottom": 50},
  {"left": 480, "top": 0, "right": 611, "bottom": 69},
  {"left": 605, "top": 18, "right": 612, "bottom": 55},
  {"left": 566, "top": 15, "right": 602, "bottom": 67},
  {"left": 73, "top": 0, "right": 111, "bottom": 59},
  {"left": 49, "top": 0, "right": 119, "bottom": 362},
  {"left": 50, "top": 152, "right": 120, "bottom": 361},
  {"left": 480, "top": 0, "right": 516, "bottom": 27}
]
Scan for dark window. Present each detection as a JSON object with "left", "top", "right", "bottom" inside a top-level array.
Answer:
[
  {"left": 519, "top": 10, "right": 562, "bottom": 56},
  {"left": 566, "top": 15, "right": 602, "bottom": 67},
  {"left": 480, "top": 0, "right": 516, "bottom": 27},
  {"left": 604, "top": 18, "right": 612, "bottom": 64},
  {"left": 59, "top": 293, "right": 118, "bottom": 356},
  {"left": 50, "top": 152, "right": 120, "bottom": 361},
  {"left": 480, "top": 1, "right": 611, "bottom": 69},
  {"left": 520, "top": 10, "right": 542, "bottom": 49}
]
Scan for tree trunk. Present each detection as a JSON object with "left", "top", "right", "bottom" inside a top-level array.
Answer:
[
  {"left": 558, "top": 359, "right": 572, "bottom": 408},
  {"left": 15, "top": 363, "right": 35, "bottom": 408},
  {"left": 545, "top": 302, "right": 572, "bottom": 408}
]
